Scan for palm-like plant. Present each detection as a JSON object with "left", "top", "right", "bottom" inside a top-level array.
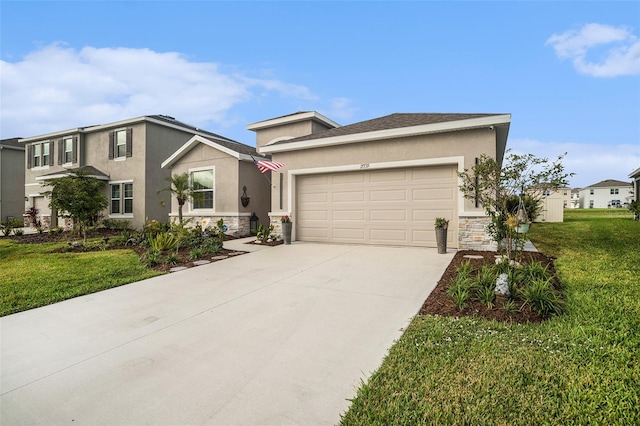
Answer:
[{"left": 158, "top": 173, "right": 198, "bottom": 222}]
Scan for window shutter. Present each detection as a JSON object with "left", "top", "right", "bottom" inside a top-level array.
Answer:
[
  {"left": 72, "top": 136, "right": 78, "bottom": 163},
  {"left": 58, "top": 140, "right": 63, "bottom": 165},
  {"left": 126, "top": 128, "right": 133, "bottom": 157},
  {"left": 27, "top": 145, "right": 32, "bottom": 169},
  {"left": 49, "top": 141, "right": 55, "bottom": 165},
  {"left": 108, "top": 131, "right": 115, "bottom": 159}
]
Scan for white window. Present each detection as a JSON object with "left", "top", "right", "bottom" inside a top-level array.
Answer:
[
  {"left": 109, "top": 128, "right": 132, "bottom": 160},
  {"left": 610, "top": 188, "right": 619, "bottom": 195},
  {"left": 563, "top": 190, "right": 568, "bottom": 196},
  {"left": 543, "top": 190, "right": 551, "bottom": 196},
  {"left": 64, "top": 137, "right": 74, "bottom": 164},
  {"left": 563, "top": 200, "right": 567, "bottom": 208},
  {"left": 110, "top": 182, "right": 133, "bottom": 215},
  {"left": 115, "top": 130, "right": 127, "bottom": 158},
  {"left": 33, "top": 144, "right": 41, "bottom": 167},
  {"left": 191, "top": 169, "right": 214, "bottom": 210},
  {"left": 111, "top": 185, "right": 121, "bottom": 214},
  {"left": 42, "top": 143, "right": 50, "bottom": 166},
  {"left": 589, "top": 200, "right": 594, "bottom": 208},
  {"left": 590, "top": 189, "right": 594, "bottom": 195},
  {"left": 123, "top": 183, "right": 133, "bottom": 213}
]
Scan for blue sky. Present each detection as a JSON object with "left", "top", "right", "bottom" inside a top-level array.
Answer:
[{"left": 1, "top": 1, "right": 639, "bottom": 188}]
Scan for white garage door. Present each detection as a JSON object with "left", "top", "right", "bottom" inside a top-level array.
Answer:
[{"left": 296, "top": 165, "right": 458, "bottom": 247}]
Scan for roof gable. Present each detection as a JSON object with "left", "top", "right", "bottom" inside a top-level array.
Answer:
[{"left": 161, "top": 135, "right": 265, "bottom": 169}]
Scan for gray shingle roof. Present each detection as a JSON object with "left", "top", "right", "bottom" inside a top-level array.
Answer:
[
  {"left": 586, "top": 179, "right": 631, "bottom": 188},
  {"left": 199, "top": 135, "right": 260, "bottom": 157},
  {"left": 271, "top": 113, "right": 504, "bottom": 145},
  {"left": 148, "top": 115, "right": 259, "bottom": 156},
  {"left": 37, "top": 165, "right": 109, "bottom": 179},
  {"left": 1, "top": 138, "right": 23, "bottom": 147}
]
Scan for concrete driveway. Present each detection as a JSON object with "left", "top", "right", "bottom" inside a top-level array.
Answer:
[{"left": 0, "top": 241, "right": 453, "bottom": 425}]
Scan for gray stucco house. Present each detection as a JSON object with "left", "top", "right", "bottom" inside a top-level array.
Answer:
[
  {"left": 20, "top": 115, "right": 265, "bottom": 230},
  {"left": 0, "top": 138, "right": 25, "bottom": 223},
  {"left": 248, "top": 111, "right": 511, "bottom": 250}
]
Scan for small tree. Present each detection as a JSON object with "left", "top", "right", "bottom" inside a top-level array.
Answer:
[
  {"left": 43, "top": 170, "right": 108, "bottom": 242},
  {"left": 459, "top": 150, "right": 573, "bottom": 259},
  {"left": 158, "top": 172, "right": 201, "bottom": 222}
]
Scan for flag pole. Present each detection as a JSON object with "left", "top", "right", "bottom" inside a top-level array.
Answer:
[{"left": 251, "top": 155, "right": 273, "bottom": 185}]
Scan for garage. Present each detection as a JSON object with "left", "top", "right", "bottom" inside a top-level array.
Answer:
[{"left": 296, "top": 165, "right": 458, "bottom": 247}]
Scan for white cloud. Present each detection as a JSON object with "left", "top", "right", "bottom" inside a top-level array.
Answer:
[
  {"left": 546, "top": 23, "right": 640, "bottom": 77},
  {"left": 323, "top": 97, "right": 358, "bottom": 122},
  {"left": 0, "top": 43, "right": 316, "bottom": 138},
  {"left": 509, "top": 138, "right": 639, "bottom": 188}
]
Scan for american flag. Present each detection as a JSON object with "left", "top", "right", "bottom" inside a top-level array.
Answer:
[{"left": 255, "top": 160, "right": 286, "bottom": 174}]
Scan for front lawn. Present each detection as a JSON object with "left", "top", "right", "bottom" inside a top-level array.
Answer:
[
  {"left": 341, "top": 209, "right": 640, "bottom": 424},
  {"left": 0, "top": 238, "right": 160, "bottom": 316}
]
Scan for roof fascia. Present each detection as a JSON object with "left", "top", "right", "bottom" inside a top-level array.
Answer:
[
  {"left": 35, "top": 172, "right": 109, "bottom": 181},
  {"left": 629, "top": 167, "right": 640, "bottom": 179},
  {"left": 162, "top": 135, "right": 242, "bottom": 169},
  {"left": 20, "top": 116, "right": 237, "bottom": 146},
  {"left": 247, "top": 111, "right": 340, "bottom": 131},
  {"left": 259, "top": 114, "right": 512, "bottom": 154},
  {"left": 0, "top": 144, "right": 25, "bottom": 151}
]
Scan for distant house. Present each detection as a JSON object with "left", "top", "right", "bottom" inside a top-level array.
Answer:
[
  {"left": 0, "top": 138, "right": 25, "bottom": 223},
  {"left": 570, "top": 188, "right": 580, "bottom": 209},
  {"left": 630, "top": 167, "right": 640, "bottom": 202},
  {"left": 161, "top": 135, "right": 271, "bottom": 236},
  {"left": 20, "top": 115, "right": 264, "bottom": 230},
  {"left": 578, "top": 179, "right": 633, "bottom": 209}
]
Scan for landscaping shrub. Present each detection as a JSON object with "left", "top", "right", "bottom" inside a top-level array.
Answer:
[
  {"left": 148, "top": 232, "right": 178, "bottom": 251},
  {"left": 101, "top": 218, "right": 131, "bottom": 230},
  {"left": 141, "top": 249, "right": 162, "bottom": 268}
]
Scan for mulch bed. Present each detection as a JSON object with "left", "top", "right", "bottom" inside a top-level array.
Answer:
[
  {"left": 419, "top": 250, "right": 559, "bottom": 324},
  {"left": 10, "top": 229, "right": 249, "bottom": 273},
  {"left": 246, "top": 239, "right": 284, "bottom": 247}
]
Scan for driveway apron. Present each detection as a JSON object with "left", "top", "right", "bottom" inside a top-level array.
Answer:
[{"left": 0, "top": 242, "right": 453, "bottom": 425}]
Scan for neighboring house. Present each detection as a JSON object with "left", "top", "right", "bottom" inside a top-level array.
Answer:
[
  {"left": 570, "top": 188, "right": 580, "bottom": 209},
  {"left": 161, "top": 135, "right": 270, "bottom": 236},
  {"left": 630, "top": 166, "right": 640, "bottom": 202},
  {"left": 535, "top": 187, "right": 570, "bottom": 222},
  {"left": 0, "top": 138, "right": 25, "bottom": 223},
  {"left": 578, "top": 179, "right": 633, "bottom": 209},
  {"left": 20, "top": 115, "right": 261, "bottom": 230},
  {"left": 248, "top": 111, "right": 512, "bottom": 250}
]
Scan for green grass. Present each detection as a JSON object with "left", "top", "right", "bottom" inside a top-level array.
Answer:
[
  {"left": 341, "top": 209, "right": 640, "bottom": 425},
  {"left": 0, "top": 239, "right": 161, "bottom": 316}
]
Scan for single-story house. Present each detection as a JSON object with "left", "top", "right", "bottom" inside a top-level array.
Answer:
[
  {"left": 161, "top": 135, "right": 271, "bottom": 236},
  {"left": 248, "top": 111, "right": 512, "bottom": 250}
]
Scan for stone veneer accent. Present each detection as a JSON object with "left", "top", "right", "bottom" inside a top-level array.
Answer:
[
  {"left": 269, "top": 214, "right": 286, "bottom": 235},
  {"left": 170, "top": 214, "right": 251, "bottom": 237},
  {"left": 266, "top": 213, "right": 497, "bottom": 250},
  {"left": 458, "top": 216, "right": 496, "bottom": 251}
]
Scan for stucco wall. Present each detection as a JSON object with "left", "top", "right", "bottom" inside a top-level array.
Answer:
[
  {"left": 168, "top": 143, "right": 240, "bottom": 215},
  {"left": 238, "top": 160, "right": 271, "bottom": 229},
  {"left": 144, "top": 123, "right": 195, "bottom": 224},
  {"left": 269, "top": 127, "right": 496, "bottom": 216},
  {"left": 0, "top": 146, "right": 26, "bottom": 221},
  {"left": 255, "top": 121, "right": 313, "bottom": 149}
]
